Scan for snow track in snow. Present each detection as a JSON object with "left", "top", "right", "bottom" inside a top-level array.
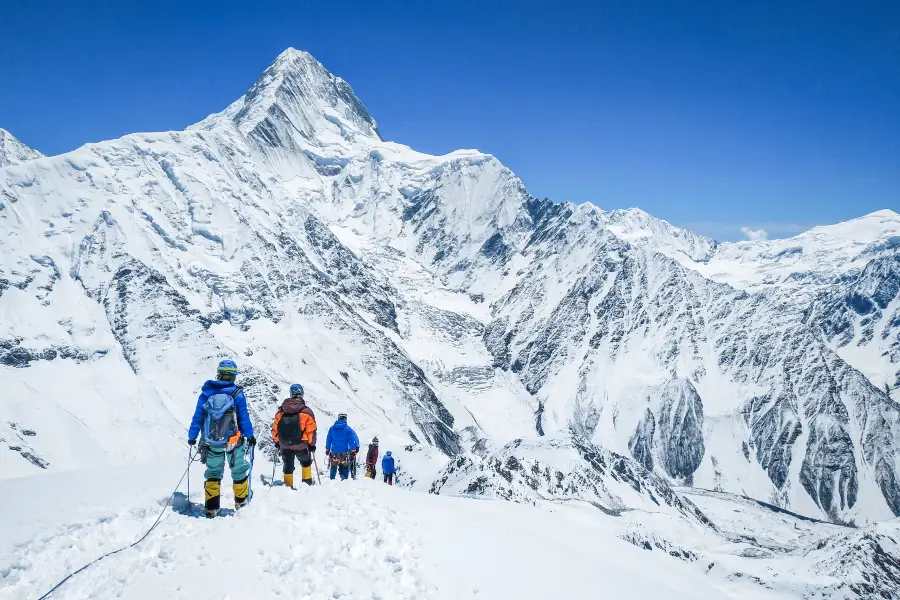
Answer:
[
  {"left": 1, "top": 462, "right": 731, "bottom": 600},
  {"left": 3, "top": 480, "right": 432, "bottom": 599}
]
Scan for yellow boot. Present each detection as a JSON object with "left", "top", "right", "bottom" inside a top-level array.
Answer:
[
  {"left": 301, "top": 465, "right": 313, "bottom": 486},
  {"left": 233, "top": 477, "right": 249, "bottom": 509},
  {"left": 204, "top": 479, "right": 221, "bottom": 518},
  {"left": 284, "top": 472, "right": 294, "bottom": 489}
]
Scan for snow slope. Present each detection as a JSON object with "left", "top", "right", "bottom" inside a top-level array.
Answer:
[
  {"left": 1, "top": 464, "right": 730, "bottom": 600},
  {"left": 3, "top": 459, "right": 899, "bottom": 599},
  {"left": 1, "top": 47, "right": 899, "bottom": 529}
]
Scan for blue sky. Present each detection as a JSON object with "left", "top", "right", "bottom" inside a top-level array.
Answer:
[{"left": 2, "top": 1, "right": 897, "bottom": 241}]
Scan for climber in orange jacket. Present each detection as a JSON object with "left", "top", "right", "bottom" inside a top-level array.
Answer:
[{"left": 272, "top": 384, "right": 317, "bottom": 487}]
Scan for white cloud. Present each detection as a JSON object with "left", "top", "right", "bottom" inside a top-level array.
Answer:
[
  {"left": 680, "top": 221, "right": 812, "bottom": 242},
  {"left": 740, "top": 226, "right": 769, "bottom": 241}
]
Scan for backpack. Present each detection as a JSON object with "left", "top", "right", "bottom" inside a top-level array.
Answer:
[
  {"left": 201, "top": 387, "right": 242, "bottom": 449},
  {"left": 278, "top": 413, "right": 303, "bottom": 446}
]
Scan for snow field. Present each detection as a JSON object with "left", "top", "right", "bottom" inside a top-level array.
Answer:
[
  {"left": 0, "top": 460, "right": 732, "bottom": 600},
  {"left": 2, "top": 465, "right": 432, "bottom": 600}
]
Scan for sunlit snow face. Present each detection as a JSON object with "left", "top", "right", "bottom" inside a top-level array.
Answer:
[{"left": 1, "top": 47, "right": 898, "bottom": 534}]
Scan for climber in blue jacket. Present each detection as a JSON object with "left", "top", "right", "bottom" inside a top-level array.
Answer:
[
  {"left": 187, "top": 359, "right": 256, "bottom": 517},
  {"left": 382, "top": 451, "right": 395, "bottom": 486},
  {"left": 325, "top": 413, "right": 360, "bottom": 480}
]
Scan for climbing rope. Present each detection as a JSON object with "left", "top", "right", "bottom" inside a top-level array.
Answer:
[{"left": 37, "top": 449, "right": 200, "bottom": 600}]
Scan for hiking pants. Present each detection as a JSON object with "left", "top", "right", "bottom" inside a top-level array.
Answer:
[
  {"left": 204, "top": 441, "right": 250, "bottom": 482},
  {"left": 203, "top": 440, "right": 250, "bottom": 511},
  {"left": 283, "top": 448, "right": 313, "bottom": 485},
  {"left": 383, "top": 473, "right": 394, "bottom": 486},
  {"left": 282, "top": 449, "right": 312, "bottom": 474}
]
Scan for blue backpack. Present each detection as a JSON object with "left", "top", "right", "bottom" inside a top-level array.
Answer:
[{"left": 202, "top": 388, "right": 241, "bottom": 449}]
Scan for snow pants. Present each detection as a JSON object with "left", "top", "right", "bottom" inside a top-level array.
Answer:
[
  {"left": 282, "top": 448, "right": 313, "bottom": 487},
  {"left": 203, "top": 440, "right": 250, "bottom": 511},
  {"left": 383, "top": 473, "right": 394, "bottom": 486}
]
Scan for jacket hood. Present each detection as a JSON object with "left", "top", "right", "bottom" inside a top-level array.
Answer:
[
  {"left": 331, "top": 419, "right": 348, "bottom": 430},
  {"left": 201, "top": 379, "right": 239, "bottom": 396},
  {"left": 385, "top": 451, "right": 392, "bottom": 456},
  {"left": 281, "top": 397, "right": 306, "bottom": 414}
]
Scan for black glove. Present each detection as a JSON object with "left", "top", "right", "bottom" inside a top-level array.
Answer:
[
  {"left": 188, "top": 439, "right": 197, "bottom": 446},
  {"left": 309, "top": 444, "right": 316, "bottom": 452},
  {"left": 246, "top": 437, "right": 257, "bottom": 447},
  {"left": 274, "top": 442, "right": 281, "bottom": 451}
]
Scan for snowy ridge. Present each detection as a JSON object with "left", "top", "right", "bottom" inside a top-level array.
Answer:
[
  {"left": 599, "top": 206, "right": 717, "bottom": 262},
  {"left": 1, "top": 463, "right": 743, "bottom": 600},
  {"left": 429, "top": 433, "right": 717, "bottom": 527},
  {"left": 692, "top": 209, "right": 900, "bottom": 292},
  {"left": 0, "top": 128, "right": 44, "bottom": 168}
]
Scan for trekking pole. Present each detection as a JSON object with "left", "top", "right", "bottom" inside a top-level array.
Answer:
[
  {"left": 187, "top": 445, "right": 192, "bottom": 505},
  {"left": 312, "top": 452, "right": 322, "bottom": 485},
  {"left": 246, "top": 444, "right": 255, "bottom": 504},
  {"left": 271, "top": 453, "right": 277, "bottom": 486}
]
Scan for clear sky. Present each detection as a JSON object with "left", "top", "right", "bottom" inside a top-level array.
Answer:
[{"left": 2, "top": 0, "right": 897, "bottom": 240}]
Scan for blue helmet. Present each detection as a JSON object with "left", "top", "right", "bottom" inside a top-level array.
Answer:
[
  {"left": 385, "top": 451, "right": 392, "bottom": 456},
  {"left": 217, "top": 359, "right": 238, "bottom": 375},
  {"left": 290, "top": 383, "right": 304, "bottom": 398}
]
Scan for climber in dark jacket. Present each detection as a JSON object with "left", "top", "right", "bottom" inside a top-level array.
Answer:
[
  {"left": 364, "top": 437, "right": 379, "bottom": 478},
  {"left": 272, "top": 384, "right": 317, "bottom": 487}
]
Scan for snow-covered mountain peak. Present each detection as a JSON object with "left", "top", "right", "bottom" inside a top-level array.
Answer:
[
  {"left": 193, "top": 47, "right": 381, "bottom": 149},
  {"left": 797, "top": 209, "right": 900, "bottom": 246},
  {"left": 0, "top": 128, "right": 45, "bottom": 167},
  {"left": 596, "top": 206, "right": 717, "bottom": 262},
  {"left": 686, "top": 208, "right": 900, "bottom": 292}
]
